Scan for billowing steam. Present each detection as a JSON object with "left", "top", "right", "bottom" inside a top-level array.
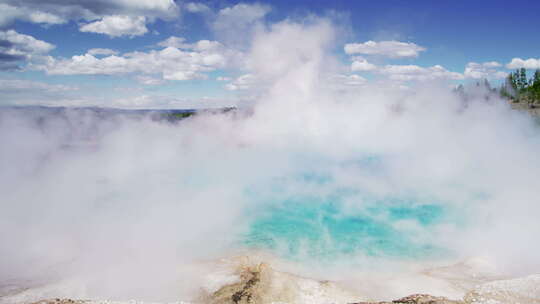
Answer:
[{"left": 1, "top": 19, "right": 540, "bottom": 302}]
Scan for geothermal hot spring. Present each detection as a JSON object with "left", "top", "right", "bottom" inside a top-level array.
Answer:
[{"left": 2, "top": 21, "right": 540, "bottom": 304}]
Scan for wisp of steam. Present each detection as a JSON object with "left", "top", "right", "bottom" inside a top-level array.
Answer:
[{"left": 2, "top": 19, "right": 540, "bottom": 302}]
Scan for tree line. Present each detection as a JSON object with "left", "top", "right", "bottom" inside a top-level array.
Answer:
[{"left": 500, "top": 68, "right": 540, "bottom": 106}]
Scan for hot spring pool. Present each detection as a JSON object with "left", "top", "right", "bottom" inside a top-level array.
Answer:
[{"left": 242, "top": 191, "right": 453, "bottom": 262}]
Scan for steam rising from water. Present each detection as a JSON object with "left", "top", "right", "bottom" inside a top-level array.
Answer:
[{"left": 2, "top": 19, "right": 540, "bottom": 301}]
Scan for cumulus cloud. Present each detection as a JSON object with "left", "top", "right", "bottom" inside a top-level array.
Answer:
[
  {"left": 0, "top": 30, "right": 54, "bottom": 53},
  {"left": 158, "top": 36, "right": 225, "bottom": 52},
  {"left": 0, "top": 0, "right": 178, "bottom": 22},
  {"left": 506, "top": 58, "right": 540, "bottom": 69},
  {"left": 87, "top": 48, "right": 119, "bottom": 56},
  {"left": 214, "top": 3, "right": 270, "bottom": 28},
  {"left": 39, "top": 41, "right": 234, "bottom": 81},
  {"left": 0, "top": 0, "right": 178, "bottom": 37},
  {"left": 0, "top": 3, "right": 65, "bottom": 27},
  {"left": 464, "top": 61, "right": 507, "bottom": 79},
  {"left": 0, "top": 29, "right": 54, "bottom": 70},
  {"left": 380, "top": 64, "right": 463, "bottom": 81},
  {"left": 192, "top": 40, "right": 224, "bottom": 52},
  {"left": 185, "top": 2, "right": 210, "bottom": 13},
  {"left": 344, "top": 40, "right": 426, "bottom": 58},
  {"left": 158, "top": 36, "right": 188, "bottom": 48},
  {"left": 80, "top": 15, "right": 148, "bottom": 38},
  {"left": 482, "top": 61, "right": 502, "bottom": 68},
  {"left": 350, "top": 56, "right": 377, "bottom": 72}
]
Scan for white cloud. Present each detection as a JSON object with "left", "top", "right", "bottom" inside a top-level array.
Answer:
[
  {"left": 0, "top": 30, "right": 54, "bottom": 54},
  {"left": 185, "top": 2, "right": 210, "bottom": 13},
  {"left": 0, "top": 30, "right": 54, "bottom": 70},
  {"left": 224, "top": 74, "right": 257, "bottom": 91},
  {"left": 158, "top": 36, "right": 188, "bottom": 48},
  {"left": 193, "top": 40, "right": 223, "bottom": 52},
  {"left": 344, "top": 40, "right": 426, "bottom": 58},
  {"left": 158, "top": 37, "right": 224, "bottom": 52},
  {"left": 0, "top": 3, "right": 66, "bottom": 27},
  {"left": 40, "top": 41, "right": 234, "bottom": 81},
  {"left": 482, "top": 61, "right": 502, "bottom": 68},
  {"left": 42, "top": 54, "right": 129, "bottom": 75},
  {"left": 351, "top": 57, "right": 377, "bottom": 71},
  {"left": 215, "top": 3, "right": 270, "bottom": 27},
  {"left": 110, "top": 0, "right": 178, "bottom": 15},
  {"left": 217, "top": 76, "right": 231, "bottom": 81},
  {"left": 0, "top": 0, "right": 179, "bottom": 37},
  {"left": 464, "top": 62, "right": 507, "bottom": 79},
  {"left": 506, "top": 58, "right": 540, "bottom": 69},
  {"left": 87, "top": 48, "right": 119, "bottom": 56},
  {"left": 1, "top": 0, "right": 179, "bottom": 22},
  {"left": 80, "top": 15, "right": 148, "bottom": 38},
  {"left": 380, "top": 64, "right": 463, "bottom": 81}
]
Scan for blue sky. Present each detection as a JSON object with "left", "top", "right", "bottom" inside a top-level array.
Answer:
[{"left": 0, "top": 0, "right": 539, "bottom": 109}]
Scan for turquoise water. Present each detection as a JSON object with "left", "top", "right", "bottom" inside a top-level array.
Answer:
[
  {"left": 239, "top": 155, "right": 464, "bottom": 263},
  {"left": 243, "top": 190, "right": 450, "bottom": 262}
]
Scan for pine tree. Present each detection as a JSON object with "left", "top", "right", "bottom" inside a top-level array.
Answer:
[
  {"left": 519, "top": 68, "right": 528, "bottom": 92},
  {"left": 510, "top": 71, "right": 519, "bottom": 91},
  {"left": 532, "top": 69, "right": 540, "bottom": 89},
  {"left": 503, "top": 69, "right": 540, "bottom": 103},
  {"left": 503, "top": 73, "right": 518, "bottom": 100},
  {"left": 534, "top": 69, "right": 540, "bottom": 84},
  {"left": 532, "top": 69, "right": 540, "bottom": 102}
]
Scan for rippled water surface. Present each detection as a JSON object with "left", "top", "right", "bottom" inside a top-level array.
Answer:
[{"left": 243, "top": 186, "right": 451, "bottom": 261}]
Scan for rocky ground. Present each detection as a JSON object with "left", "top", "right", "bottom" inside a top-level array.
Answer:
[
  {"left": 352, "top": 294, "right": 462, "bottom": 303},
  {"left": 510, "top": 100, "right": 540, "bottom": 117},
  {"left": 7, "top": 263, "right": 540, "bottom": 304}
]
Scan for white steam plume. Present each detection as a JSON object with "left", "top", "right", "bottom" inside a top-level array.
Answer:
[{"left": 2, "top": 18, "right": 540, "bottom": 302}]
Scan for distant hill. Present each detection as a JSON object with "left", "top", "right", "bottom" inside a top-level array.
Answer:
[{"left": 0, "top": 105, "right": 237, "bottom": 121}]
